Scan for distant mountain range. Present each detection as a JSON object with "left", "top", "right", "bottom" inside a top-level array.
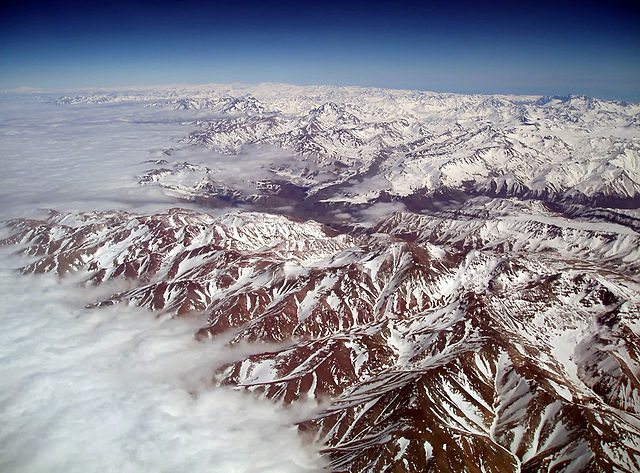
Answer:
[{"left": 57, "top": 85, "right": 640, "bottom": 212}]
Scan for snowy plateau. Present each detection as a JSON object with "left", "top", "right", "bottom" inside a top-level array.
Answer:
[{"left": 1, "top": 83, "right": 640, "bottom": 472}]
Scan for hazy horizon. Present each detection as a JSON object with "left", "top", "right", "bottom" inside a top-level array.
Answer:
[{"left": 4, "top": 79, "right": 640, "bottom": 104}]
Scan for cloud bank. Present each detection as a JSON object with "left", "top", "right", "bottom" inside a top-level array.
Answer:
[
  {"left": 0, "top": 95, "right": 225, "bottom": 220},
  {"left": 0, "top": 251, "right": 326, "bottom": 473}
]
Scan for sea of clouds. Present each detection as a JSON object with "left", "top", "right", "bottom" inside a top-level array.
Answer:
[
  {"left": 0, "top": 94, "right": 204, "bottom": 220},
  {"left": 0, "top": 94, "right": 327, "bottom": 472}
]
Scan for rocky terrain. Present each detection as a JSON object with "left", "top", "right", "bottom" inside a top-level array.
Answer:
[
  {"left": 3, "top": 199, "right": 639, "bottom": 472},
  {"left": 3, "top": 83, "right": 639, "bottom": 471}
]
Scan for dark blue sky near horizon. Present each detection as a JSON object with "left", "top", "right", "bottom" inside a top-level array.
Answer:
[{"left": 1, "top": 0, "right": 639, "bottom": 101}]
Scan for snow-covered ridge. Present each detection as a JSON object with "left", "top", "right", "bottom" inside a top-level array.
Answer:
[
  {"left": 3, "top": 205, "right": 639, "bottom": 472},
  {"left": 376, "top": 197, "right": 640, "bottom": 275}
]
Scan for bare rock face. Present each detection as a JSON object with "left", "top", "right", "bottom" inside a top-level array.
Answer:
[{"left": 3, "top": 203, "right": 639, "bottom": 472}]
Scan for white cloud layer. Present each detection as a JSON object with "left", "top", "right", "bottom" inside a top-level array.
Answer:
[
  {"left": 0, "top": 252, "right": 326, "bottom": 473},
  {"left": 0, "top": 95, "right": 223, "bottom": 220}
]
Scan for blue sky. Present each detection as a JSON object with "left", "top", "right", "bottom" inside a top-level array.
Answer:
[{"left": 1, "top": 0, "right": 639, "bottom": 101}]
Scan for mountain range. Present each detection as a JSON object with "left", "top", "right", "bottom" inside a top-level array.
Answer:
[{"left": 3, "top": 83, "right": 639, "bottom": 472}]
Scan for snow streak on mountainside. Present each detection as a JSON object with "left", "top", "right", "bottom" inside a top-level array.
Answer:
[{"left": 3, "top": 83, "right": 639, "bottom": 472}]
